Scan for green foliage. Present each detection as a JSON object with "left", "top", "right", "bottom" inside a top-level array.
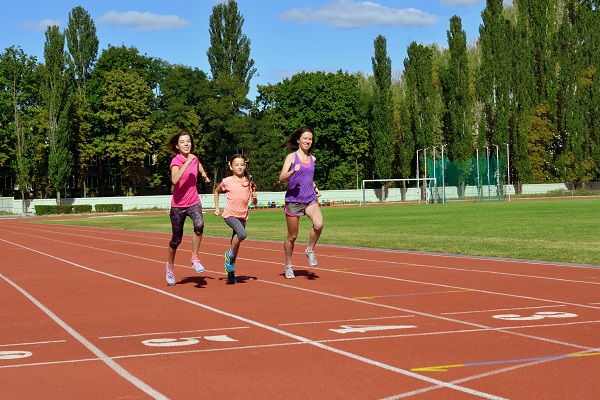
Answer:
[
  {"left": 95, "top": 203, "right": 123, "bottom": 212},
  {"left": 253, "top": 70, "right": 366, "bottom": 189},
  {"left": 34, "top": 204, "right": 92, "bottom": 215},
  {"left": 371, "top": 35, "right": 394, "bottom": 179}
]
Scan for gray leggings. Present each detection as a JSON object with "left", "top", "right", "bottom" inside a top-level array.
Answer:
[
  {"left": 225, "top": 216, "right": 247, "bottom": 242},
  {"left": 169, "top": 203, "right": 204, "bottom": 249}
]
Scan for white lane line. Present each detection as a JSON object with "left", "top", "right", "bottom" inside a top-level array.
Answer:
[
  {"left": 0, "top": 239, "right": 503, "bottom": 400},
  {"left": 98, "top": 326, "right": 250, "bottom": 339},
  {"left": 0, "top": 273, "right": 167, "bottom": 400},
  {"left": 0, "top": 340, "right": 66, "bottom": 347}
]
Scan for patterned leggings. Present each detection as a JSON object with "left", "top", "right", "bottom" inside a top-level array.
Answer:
[{"left": 169, "top": 203, "right": 204, "bottom": 249}]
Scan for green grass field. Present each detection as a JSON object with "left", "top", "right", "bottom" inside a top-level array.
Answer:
[{"left": 33, "top": 198, "right": 600, "bottom": 266}]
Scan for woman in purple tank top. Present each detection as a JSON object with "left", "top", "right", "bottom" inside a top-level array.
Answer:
[{"left": 278, "top": 126, "right": 323, "bottom": 279}]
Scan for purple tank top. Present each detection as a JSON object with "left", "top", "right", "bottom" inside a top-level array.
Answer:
[{"left": 285, "top": 152, "right": 318, "bottom": 203}]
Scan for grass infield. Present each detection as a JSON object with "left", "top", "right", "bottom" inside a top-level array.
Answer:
[{"left": 33, "top": 197, "right": 600, "bottom": 266}]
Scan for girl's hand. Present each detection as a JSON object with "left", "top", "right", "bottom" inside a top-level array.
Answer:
[
  {"left": 293, "top": 163, "right": 301, "bottom": 173},
  {"left": 203, "top": 175, "right": 211, "bottom": 184},
  {"left": 214, "top": 208, "right": 220, "bottom": 216}
]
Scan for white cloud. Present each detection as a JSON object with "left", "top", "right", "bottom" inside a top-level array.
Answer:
[
  {"left": 440, "top": 0, "right": 483, "bottom": 6},
  {"left": 98, "top": 11, "right": 190, "bottom": 31},
  {"left": 280, "top": 0, "right": 436, "bottom": 29},
  {"left": 18, "top": 19, "right": 62, "bottom": 31}
]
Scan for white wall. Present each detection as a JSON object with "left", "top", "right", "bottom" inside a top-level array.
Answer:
[{"left": 1, "top": 183, "right": 571, "bottom": 215}]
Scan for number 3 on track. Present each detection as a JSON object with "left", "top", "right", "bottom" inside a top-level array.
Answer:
[{"left": 493, "top": 311, "right": 577, "bottom": 321}]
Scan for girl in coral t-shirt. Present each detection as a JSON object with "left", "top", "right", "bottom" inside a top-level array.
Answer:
[{"left": 214, "top": 154, "right": 258, "bottom": 284}]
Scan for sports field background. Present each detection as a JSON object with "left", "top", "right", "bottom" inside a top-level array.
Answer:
[{"left": 34, "top": 197, "right": 600, "bottom": 266}]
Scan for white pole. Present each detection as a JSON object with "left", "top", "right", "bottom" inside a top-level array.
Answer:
[
  {"left": 423, "top": 148, "right": 428, "bottom": 203},
  {"left": 441, "top": 144, "right": 445, "bottom": 203},
  {"left": 494, "top": 144, "right": 500, "bottom": 198},
  {"left": 432, "top": 146, "right": 437, "bottom": 203},
  {"left": 476, "top": 148, "right": 480, "bottom": 199},
  {"left": 485, "top": 146, "right": 490, "bottom": 198},
  {"left": 416, "top": 149, "right": 420, "bottom": 204},
  {"left": 504, "top": 143, "right": 510, "bottom": 201}
]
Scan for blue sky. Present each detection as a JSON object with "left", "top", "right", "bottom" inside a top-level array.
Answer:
[{"left": 0, "top": 0, "right": 489, "bottom": 98}]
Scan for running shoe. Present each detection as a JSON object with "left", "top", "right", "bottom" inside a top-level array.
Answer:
[
  {"left": 166, "top": 263, "right": 175, "bottom": 286},
  {"left": 224, "top": 250, "right": 235, "bottom": 273},
  {"left": 227, "top": 271, "right": 236, "bottom": 284},
  {"left": 285, "top": 265, "right": 295, "bottom": 279},
  {"left": 191, "top": 259, "right": 204, "bottom": 273},
  {"left": 305, "top": 248, "right": 317, "bottom": 266}
]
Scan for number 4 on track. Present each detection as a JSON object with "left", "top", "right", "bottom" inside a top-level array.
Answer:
[{"left": 330, "top": 325, "right": 416, "bottom": 334}]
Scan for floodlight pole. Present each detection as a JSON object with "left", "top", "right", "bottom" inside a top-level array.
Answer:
[
  {"left": 476, "top": 148, "right": 480, "bottom": 200},
  {"left": 494, "top": 144, "right": 500, "bottom": 198},
  {"left": 417, "top": 149, "right": 421, "bottom": 204},
  {"left": 432, "top": 146, "right": 437, "bottom": 203},
  {"left": 504, "top": 143, "right": 510, "bottom": 201},
  {"left": 423, "top": 148, "right": 428, "bottom": 203},
  {"left": 441, "top": 144, "right": 446, "bottom": 203},
  {"left": 485, "top": 146, "right": 491, "bottom": 198}
]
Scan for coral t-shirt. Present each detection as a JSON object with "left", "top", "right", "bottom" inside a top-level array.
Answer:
[
  {"left": 170, "top": 154, "right": 200, "bottom": 208},
  {"left": 220, "top": 176, "right": 251, "bottom": 220}
]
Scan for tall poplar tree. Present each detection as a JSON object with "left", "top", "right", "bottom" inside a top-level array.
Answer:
[
  {"left": 65, "top": 5, "right": 98, "bottom": 196},
  {"left": 443, "top": 16, "right": 473, "bottom": 194},
  {"left": 371, "top": 35, "right": 394, "bottom": 181},
  {"left": 43, "top": 25, "right": 72, "bottom": 204},
  {"left": 206, "top": 0, "right": 257, "bottom": 170},
  {"left": 404, "top": 42, "right": 437, "bottom": 192}
]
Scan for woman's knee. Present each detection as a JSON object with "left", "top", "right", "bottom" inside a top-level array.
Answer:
[{"left": 193, "top": 223, "right": 204, "bottom": 235}]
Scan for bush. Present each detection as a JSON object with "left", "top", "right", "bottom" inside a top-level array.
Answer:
[
  {"left": 95, "top": 204, "right": 123, "bottom": 213},
  {"left": 34, "top": 204, "right": 93, "bottom": 215},
  {"left": 72, "top": 204, "right": 93, "bottom": 213}
]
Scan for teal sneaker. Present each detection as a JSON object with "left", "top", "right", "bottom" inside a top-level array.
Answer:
[
  {"left": 224, "top": 250, "right": 235, "bottom": 273},
  {"left": 227, "top": 271, "right": 236, "bottom": 284}
]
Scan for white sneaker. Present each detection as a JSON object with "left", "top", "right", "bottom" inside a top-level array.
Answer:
[
  {"left": 191, "top": 259, "right": 204, "bottom": 273},
  {"left": 305, "top": 248, "right": 317, "bottom": 266},
  {"left": 285, "top": 265, "right": 295, "bottom": 279},
  {"left": 166, "top": 263, "right": 175, "bottom": 286}
]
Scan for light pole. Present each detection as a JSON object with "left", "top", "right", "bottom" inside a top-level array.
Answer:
[
  {"left": 416, "top": 149, "right": 420, "bottom": 204},
  {"left": 476, "top": 148, "right": 480, "bottom": 200},
  {"left": 441, "top": 144, "right": 446, "bottom": 203},
  {"left": 432, "top": 146, "right": 437, "bottom": 203},
  {"left": 494, "top": 144, "right": 500, "bottom": 198},
  {"left": 504, "top": 143, "right": 510, "bottom": 201},
  {"left": 423, "top": 148, "right": 428, "bottom": 203},
  {"left": 485, "top": 146, "right": 491, "bottom": 198}
]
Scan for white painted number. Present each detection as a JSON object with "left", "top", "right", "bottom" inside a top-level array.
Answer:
[
  {"left": 493, "top": 311, "right": 578, "bottom": 321},
  {"left": 141, "top": 335, "right": 237, "bottom": 347}
]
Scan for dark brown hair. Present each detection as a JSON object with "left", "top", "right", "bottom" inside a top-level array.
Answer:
[
  {"left": 286, "top": 126, "right": 315, "bottom": 152},
  {"left": 228, "top": 153, "right": 256, "bottom": 189},
  {"left": 168, "top": 131, "right": 195, "bottom": 155}
]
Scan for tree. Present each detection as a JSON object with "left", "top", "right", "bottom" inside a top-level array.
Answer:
[
  {"left": 43, "top": 25, "right": 72, "bottom": 204},
  {"left": 96, "top": 69, "right": 153, "bottom": 195},
  {"left": 65, "top": 5, "right": 98, "bottom": 196},
  {"left": 443, "top": 16, "right": 474, "bottom": 195},
  {"left": 207, "top": 0, "right": 256, "bottom": 103},
  {"left": 371, "top": 35, "right": 394, "bottom": 182},
  {"left": 252, "top": 71, "right": 366, "bottom": 189},
  {"left": 205, "top": 0, "right": 257, "bottom": 169},
  {"left": 0, "top": 47, "right": 37, "bottom": 211}
]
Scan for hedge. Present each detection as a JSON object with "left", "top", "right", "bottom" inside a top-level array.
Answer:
[
  {"left": 34, "top": 204, "right": 93, "bottom": 215},
  {"left": 95, "top": 204, "right": 123, "bottom": 213}
]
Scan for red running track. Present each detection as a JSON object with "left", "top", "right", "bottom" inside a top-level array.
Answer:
[{"left": 1, "top": 216, "right": 599, "bottom": 399}]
